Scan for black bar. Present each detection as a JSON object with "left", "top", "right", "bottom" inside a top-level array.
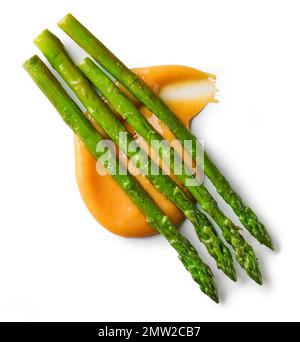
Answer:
[{"left": 0, "top": 322, "right": 298, "bottom": 339}]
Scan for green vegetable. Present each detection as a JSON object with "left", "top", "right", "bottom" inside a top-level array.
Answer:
[
  {"left": 78, "top": 57, "right": 261, "bottom": 284},
  {"left": 58, "top": 13, "right": 272, "bottom": 249},
  {"left": 35, "top": 29, "right": 262, "bottom": 284},
  {"left": 34, "top": 29, "right": 238, "bottom": 282},
  {"left": 23, "top": 55, "right": 219, "bottom": 302}
]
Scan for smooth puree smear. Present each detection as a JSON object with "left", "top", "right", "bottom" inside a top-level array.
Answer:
[{"left": 75, "top": 65, "right": 216, "bottom": 237}]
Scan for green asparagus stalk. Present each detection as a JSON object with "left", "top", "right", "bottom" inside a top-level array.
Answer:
[
  {"left": 35, "top": 30, "right": 262, "bottom": 284},
  {"left": 58, "top": 13, "right": 273, "bottom": 249},
  {"left": 78, "top": 58, "right": 262, "bottom": 284},
  {"left": 34, "top": 30, "right": 238, "bottom": 282},
  {"left": 24, "top": 55, "right": 219, "bottom": 302}
]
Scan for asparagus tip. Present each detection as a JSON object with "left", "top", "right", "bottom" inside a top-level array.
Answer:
[
  {"left": 263, "top": 237, "right": 274, "bottom": 250},
  {"left": 227, "top": 269, "right": 237, "bottom": 282},
  {"left": 218, "top": 256, "right": 237, "bottom": 282},
  {"left": 207, "top": 287, "right": 219, "bottom": 303},
  {"left": 249, "top": 267, "right": 263, "bottom": 285},
  {"left": 222, "top": 250, "right": 237, "bottom": 282},
  {"left": 213, "top": 295, "right": 219, "bottom": 304},
  {"left": 206, "top": 275, "right": 219, "bottom": 303},
  {"left": 255, "top": 275, "right": 263, "bottom": 286},
  {"left": 234, "top": 237, "right": 263, "bottom": 285}
]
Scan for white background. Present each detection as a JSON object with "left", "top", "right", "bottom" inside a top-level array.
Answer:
[{"left": 0, "top": 0, "right": 299, "bottom": 322}]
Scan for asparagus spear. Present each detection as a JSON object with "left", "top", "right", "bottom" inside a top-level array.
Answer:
[
  {"left": 34, "top": 30, "right": 237, "bottom": 282},
  {"left": 34, "top": 29, "right": 262, "bottom": 284},
  {"left": 24, "top": 55, "right": 219, "bottom": 302},
  {"left": 78, "top": 58, "right": 263, "bottom": 284},
  {"left": 58, "top": 13, "right": 273, "bottom": 249}
]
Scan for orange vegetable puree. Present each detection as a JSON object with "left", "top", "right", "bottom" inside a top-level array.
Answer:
[{"left": 75, "top": 65, "right": 216, "bottom": 237}]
